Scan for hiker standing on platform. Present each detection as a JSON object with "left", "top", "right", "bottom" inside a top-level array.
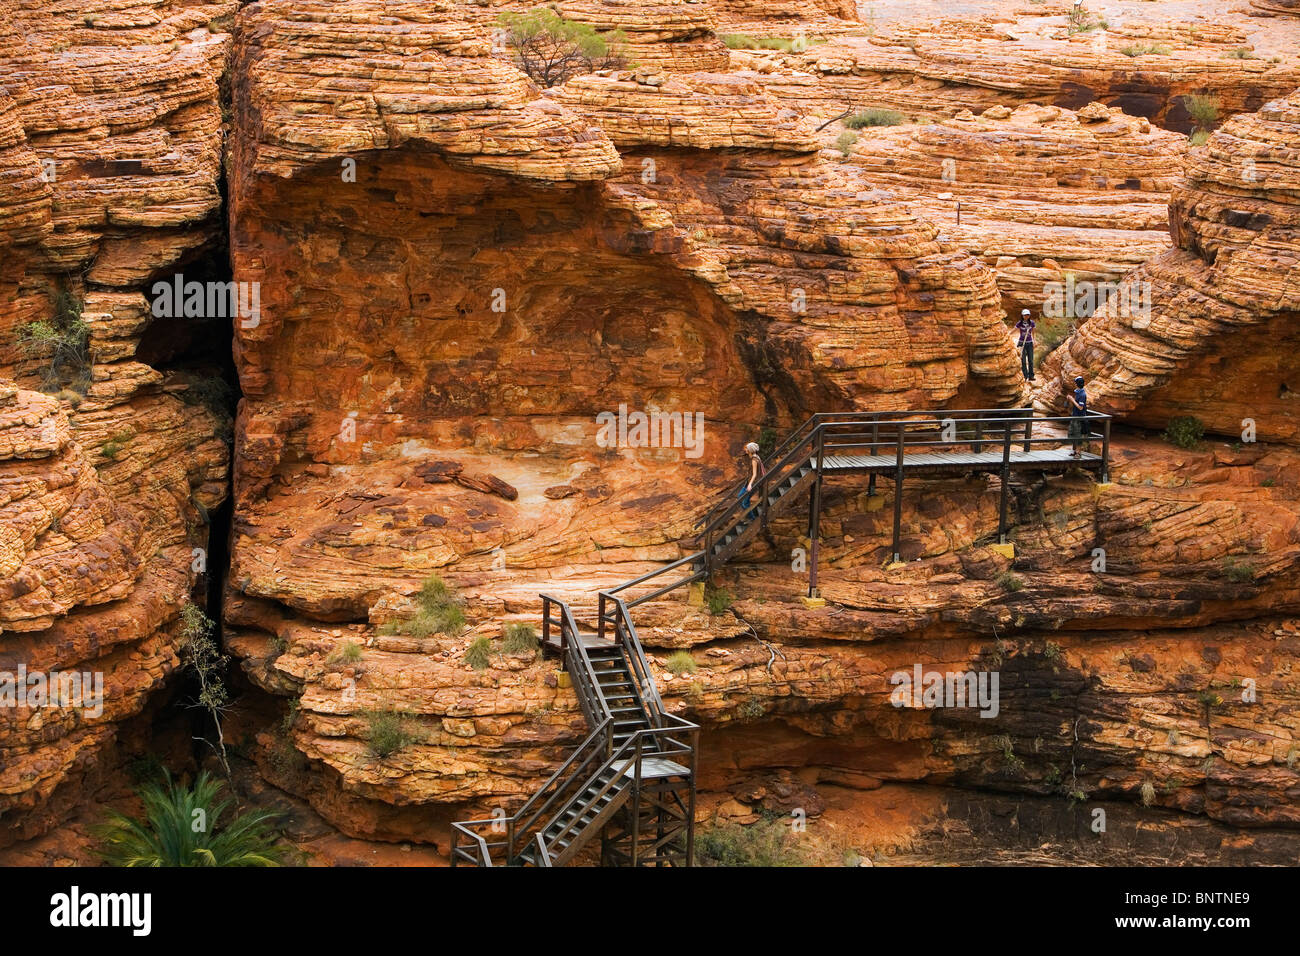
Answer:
[
  {"left": 1067, "top": 375, "right": 1088, "bottom": 458},
  {"left": 1015, "top": 309, "right": 1037, "bottom": 381},
  {"left": 739, "top": 441, "right": 766, "bottom": 518}
]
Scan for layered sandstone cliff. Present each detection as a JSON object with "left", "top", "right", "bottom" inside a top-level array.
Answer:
[
  {"left": 221, "top": 0, "right": 1035, "bottom": 835},
  {"left": 741, "top": 14, "right": 1300, "bottom": 132},
  {"left": 844, "top": 101, "right": 1187, "bottom": 320},
  {"left": 0, "top": 1, "right": 233, "bottom": 844},
  {"left": 1036, "top": 89, "right": 1300, "bottom": 445}
]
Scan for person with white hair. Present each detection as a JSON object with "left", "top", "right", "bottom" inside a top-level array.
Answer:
[
  {"left": 1015, "top": 308, "right": 1037, "bottom": 381},
  {"left": 738, "top": 440, "right": 767, "bottom": 517}
]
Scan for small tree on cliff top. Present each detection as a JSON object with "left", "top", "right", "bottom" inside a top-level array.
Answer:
[{"left": 497, "top": 8, "right": 626, "bottom": 88}]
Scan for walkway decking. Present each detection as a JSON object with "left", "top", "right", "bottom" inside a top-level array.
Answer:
[{"left": 819, "top": 448, "right": 1104, "bottom": 475}]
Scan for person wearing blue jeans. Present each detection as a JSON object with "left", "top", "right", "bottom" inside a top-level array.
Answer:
[{"left": 738, "top": 441, "right": 765, "bottom": 519}]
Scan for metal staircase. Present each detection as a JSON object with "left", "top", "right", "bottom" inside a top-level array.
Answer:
[{"left": 450, "top": 407, "right": 1112, "bottom": 867}]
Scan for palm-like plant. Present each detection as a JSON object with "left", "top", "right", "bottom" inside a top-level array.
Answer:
[{"left": 94, "top": 771, "right": 288, "bottom": 867}]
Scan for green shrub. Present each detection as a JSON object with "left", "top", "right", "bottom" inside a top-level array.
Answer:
[
  {"left": 502, "top": 623, "right": 539, "bottom": 654},
  {"left": 94, "top": 771, "right": 286, "bottom": 866},
  {"left": 720, "top": 33, "right": 813, "bottom": 52},
  {"left": 327, "top": 640, "right": 363, "bottom": 664},
  {"left": 1163, "top": 416, "right": 1204, "bottom": 449},
  {"left": 845, "top": 108, "right": 906, "bottom": 128},
  {"left": 833, "top": 130, "right": 858, "bottom": 156},
  {"left": 19, "top": 282, "right": 91, "bottom": 391},
  {"left": 1224, "top": 47, "right": 1256, "bottom": 59},
  {"left": 1181, "top": 94, "right": 1220, "bottom": 131},
  {"left": 463, "top": 635, "right": 492, "bottom": 670},
  {"left": 705, "top": 586, "right": 733, "bottom": 615},
  {"left": 365, "top": 710, "right": 418, "bottom": 758},
  {"left": 1118, "top": 43, "right": 1170, "bottom": 57},
  {"left": 736, "top": 697, "right": 766, "bottom": 721},
  {"left": 382, "top": 574, "right": 467, "bottom": 637},
  {"left": 498, "top": 9, "right": 626, "bottom": 87},
  {"left": 696, "top": 820, "right": 806, "bottom": 866},
  {"left": 997, "top": 571, "right": 1024, "bottom": 592},
  {"left": 1222, "top": 558, "right": 1254, "bottom": 583},
  {"left": 665, "top": 650, "right": 698, "bottom": 675},
  {"left": 1190, "top": 129, "right": 1210, "bottom": 146}
]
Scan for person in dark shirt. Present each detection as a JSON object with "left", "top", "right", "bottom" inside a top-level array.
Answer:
[
  {"left": 1066, "top": 375, "right": 1088, "bottom": 458},
  {"left": 1015, "top": 309, "right": 1036, "bottom": 381}
]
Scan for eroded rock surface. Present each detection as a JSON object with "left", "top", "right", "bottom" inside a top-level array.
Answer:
[
  {"left": 0, "top": 1, "right": 233, "bottom": 844},
  {"left": 845, "top": 101, "right": 1187, "bottom": 319},
  {"left": 1036, "top": 89, "right": 1300, "bottom": 444}
]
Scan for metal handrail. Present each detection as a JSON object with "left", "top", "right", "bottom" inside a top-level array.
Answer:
[
  {"left": 696, "top": 409, "right": 1111, "bottom": 552},
  {"left": 449, "top": 716, "right": 614, "bottom": 866},
  {"left": 449, "top": 823, "right": 496, "bottom": 867},
  {"left": 541, "top": 594, "right": 615, "bottom": 733},
  {"left": 533, "top": 718, "right": 698, "bottom": 866},
  {"left": 598, "top": 592, "right": 666, "bottom": 726}
]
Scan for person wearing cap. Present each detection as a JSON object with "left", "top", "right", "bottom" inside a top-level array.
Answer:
[
  {"left": 1015, "top": 309, "right": 1037, "bottom": 381},
  {"left": 1066, "top": 375, "right": 1088, "bottom": 457},
  {"left": 738, "top": 440, "right": 767, "bottom": 518}
]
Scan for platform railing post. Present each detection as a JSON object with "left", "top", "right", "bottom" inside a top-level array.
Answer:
[
  {"left": 809, "top": 430, "right": 824, "bottom": 598},
  {"left": 998, "top": 419, "right": 1013, "bottom": 544},
  {"left": 891, "top": 424, "right": 905, "bottom": 564},
  {"left": 1101, "top": 415, "right": 1111, "bottom": 483},
  {"left": 1022, "top": 406, "right": 1032, "bottom": 452},
  {"left": 974, "top": 415, "right": 983, "bottom": 454}
]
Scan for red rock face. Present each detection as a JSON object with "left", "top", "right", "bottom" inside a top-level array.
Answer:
[
  {"left": 740, "top": 16, "right": 1300, "bottom": 134},
  {"left": 2, "top": 0, "right": 1299, "bottom": 864},
  {"left": 843, "top": 101, "right": 1188, "bottom": 320},
  {"left": 0, "top": 1, "right": 233, "bottom": 845},
  {"left": 1037, "top": 89, "right": 1300, "bottom": 444}
]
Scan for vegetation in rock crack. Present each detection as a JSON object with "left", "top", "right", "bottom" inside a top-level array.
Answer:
[
  {"left": 381, "top": 574, "right": 466, "bottom": 637},
  {"left": 997, "top": 571, "right": 1024, "bottom": 592},
  {"left": 1119, "top": 43, "right": 1170, "bottom": 57},
  {"left": 665, "top": 650, "right": 698, "bottom": 675},
  {"left": 366, "top": 709, "right": 419, "bottom": 758},
  {"left": 463, "top": 635, "right": 492, "bottom": 670},
  {"left": 834, "top": 130, "right": 858, "bottom": 156},
  {"left": 497, "top": 9, "right": 626, "bottom": 88},
  {"left": 94, "top": 771, "right": 286, "bottom": 867},
  {"left": 720, "top": 34, "right": 818, "bottom": 53},
  {"left": 179, "top": 602, "right": 232, "bottom": 777},
  {"left": 1163, "top": 415, "right": 1204, "bottom": 449},
  {"left": 18, "top": 281, "right": 91, "bottom": 393},
  {"left": 327, "top": 639, "right": 363, "bottom": 664},
  {"left": 1140, "top": 780, "right": 1157, "bottom": 806},
  {"left": 502, "top": 622, "right": 539, "bottom": 654},
  {"left": 1221, "top": 558, "right": 1255, "bottom": 584},
  {"left": 845, "top": 108, "right": 906, "bottom": 128},
  {"left": 736, "top": 697, "right": 766, "bottom": 721},
  {"left": 705, "top": 585, "right": 733, "bottom": 615},
  {"left": 1181, "top": 94, "right": 1220, "bottom": 135}
]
